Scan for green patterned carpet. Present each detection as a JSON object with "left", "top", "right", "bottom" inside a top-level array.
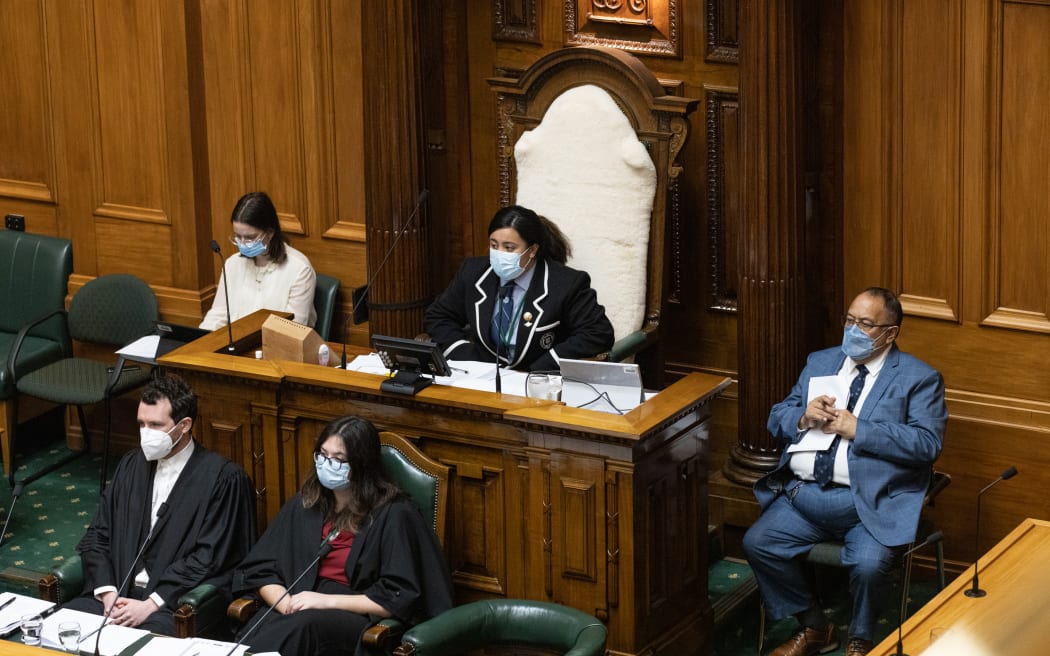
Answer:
[{"left": 0, "top": 413, "right": 105, "bottom": 596}]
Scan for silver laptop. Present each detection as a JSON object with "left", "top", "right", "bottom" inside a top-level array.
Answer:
[{"left": 558, "top": 358, "right": 644, "bottom": 413}]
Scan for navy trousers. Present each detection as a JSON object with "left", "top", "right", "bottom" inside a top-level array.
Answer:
[{"left": 742, "top": 479, "right": 898, "bottom": 641}]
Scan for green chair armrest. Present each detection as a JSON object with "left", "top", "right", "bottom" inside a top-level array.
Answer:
[
  {"left": 607, "top": 328, "right": 651, "bottom": 363},
  {"left": 175, "top": 583, "right": 231, "bottom": 639},
  {"left": 39, "top": 555, "right": 83, "bottom": 604},
  {"left": 363, "top": 617, "right": 406, "bottom": 651}
]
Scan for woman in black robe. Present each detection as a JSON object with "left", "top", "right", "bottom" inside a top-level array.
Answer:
[{"left": 233, "top": 416, "right": 454, "bottom": 655}]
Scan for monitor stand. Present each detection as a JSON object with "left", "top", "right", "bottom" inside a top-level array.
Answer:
[{"left": 380, "top": 370, "right": 434, "bottom": 395}]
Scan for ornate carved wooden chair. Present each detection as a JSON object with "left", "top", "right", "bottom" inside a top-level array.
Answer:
[{"left": 488, "top": 46, "right": 698, "bottom": 381}]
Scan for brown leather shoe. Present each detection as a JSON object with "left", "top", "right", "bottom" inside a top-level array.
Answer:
[
  {"left": 768, "top": 624, "right": 838, "bottom": 656},
  {"left": 846, "top": 637, "right": 874, "bottom": 655}
]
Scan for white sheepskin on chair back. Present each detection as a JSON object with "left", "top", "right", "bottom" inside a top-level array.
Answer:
[{"left": 514, "top": 84, "right": 656, "bottom": 343}]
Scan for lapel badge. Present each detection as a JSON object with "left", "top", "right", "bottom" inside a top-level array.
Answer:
[{"left": 523, "top": 311, "right": 533, "bottom": 327}]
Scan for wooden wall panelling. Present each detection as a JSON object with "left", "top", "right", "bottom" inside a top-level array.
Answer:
[
  {"left": 705, "top": 0, "right": 739, "bottom": 64},
  {"left": 897, "top": 0, "right": 962, "bottom": 322},
  {"left": 703, "top": 85, "right": 740, "bottom": 312},
  {"left": 493, "top": 0, "right": 540, "bottom": 44},
  {"left": 983, "top": 0, "right": 1050, "bottom": 333},
  {"left": 0, "top": 0, "right": 56, "bottom": 206}
]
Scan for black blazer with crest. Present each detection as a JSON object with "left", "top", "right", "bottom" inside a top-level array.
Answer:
[{"left": 424, "top": 256, "right": 614, "bottom": 372}]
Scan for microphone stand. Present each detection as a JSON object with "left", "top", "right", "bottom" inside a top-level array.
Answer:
[
  {"left": 339, "top": 190, "right": 429, "bottom": 369},
  {"left": 90, "top": 503, "right": 169, "bottom": 656},
  {"left": 965, "top": 466, "right": 1018, "bottom": 598},
  {"left": 895, "top": 531, "right": 943, "bottom": 656},
  {"left": 209, "top": 240, "right": 237, "bottom": 353},
  {"left": 225, "top": 531, "right": 340, "bottom": 656}
]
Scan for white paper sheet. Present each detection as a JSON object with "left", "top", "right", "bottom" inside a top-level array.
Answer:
[
  {"left": 785, "top": 374, "right": 850, "bottom": 453},
  {"left": 116, "top": 334, "right": 161, "bottom": 360},
  {"left": 0, "top": 592, "right": 55, "bottom": 635}
]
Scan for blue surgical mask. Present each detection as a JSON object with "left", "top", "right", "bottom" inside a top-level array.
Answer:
[
  {"left": 489, "top": 248, "right": 531, "bottom": 282},
  {"left": 314, "top": 453, "right": 351, "bottom": 491},
  {"left": 841, "top": 324, "right": 888, "bottom": 360},
  {"left": 237, "top": 239, "right": 267, "bottom": 258}
]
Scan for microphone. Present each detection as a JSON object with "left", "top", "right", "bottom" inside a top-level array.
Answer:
[
  {"left": 494, "top": 284, "right": 512, "bottom": 394},
  {"left": 340, "top": 190, "right": 429, "bottom": 369},
  {"left": 895, "top": 531, "right": 943, "bottom": 656},
  {"left": 965, "top": 466, "right": 1018, "bottom": 598},
  {"left": 225, "top": 530, "right": 341, "bottom": 656},
  {"left": 92, "top": 502, "right": 169, "bottom": 656},
  {"left": 209, "top": 240, "right": 237, "bottom": 353}
]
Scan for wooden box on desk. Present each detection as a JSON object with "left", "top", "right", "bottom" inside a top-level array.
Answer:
[{"left": 261, "top": 314, "right": 324, "bottom": 364}]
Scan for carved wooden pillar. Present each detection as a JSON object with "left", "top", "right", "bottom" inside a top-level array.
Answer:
[
  {"left": 724, "top": 0, "right": 808, "bottom": 485},
  {"left": 361, "top": 2, "right": 429, "bottom": 338}
]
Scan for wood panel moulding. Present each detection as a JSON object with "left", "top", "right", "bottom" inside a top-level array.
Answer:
[
  {"left": 705, "top": 0, "right": 740, "bottom": 64},
  {"left": 983, "top": 0, "right": 1050, "bottom": 333},
  {"left": 493, "top": 0, "right": 540, "bottom": 44},
  {"left": 565, "top": 0, "right": 681, "bottom": 58},
  {"left": 704, "top": 85, "right": 740, "bottom": 313}
]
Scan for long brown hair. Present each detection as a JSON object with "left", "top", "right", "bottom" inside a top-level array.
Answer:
[{"left": 299, "top": 416, "right": 401, "bottom": 533}]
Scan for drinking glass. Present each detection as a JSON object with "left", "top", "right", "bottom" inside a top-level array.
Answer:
[
  {"left": 19, "top": 613, "right": 42, "bottom": 646},
  {"left": 58, "top": 620, "right": 81, "bottom": 653}
]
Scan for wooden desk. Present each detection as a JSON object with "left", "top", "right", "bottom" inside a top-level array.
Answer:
[
  {"left": 159, "top": 311, "right": 731, "bottom": 656},
  {"left": 872, "top": 518, "right": 1050, "bottom": 655}
]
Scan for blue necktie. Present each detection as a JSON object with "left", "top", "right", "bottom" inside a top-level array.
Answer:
[
  {"left": 813, "top": 364, "right": 868, "bottom": 487},
  {"left": 490, "top": 283, "right": 516, "bottom": 358}
]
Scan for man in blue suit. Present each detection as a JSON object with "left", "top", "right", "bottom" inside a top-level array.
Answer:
[{"left": 744, "top": 287, "right": 947, "bottom": 656}]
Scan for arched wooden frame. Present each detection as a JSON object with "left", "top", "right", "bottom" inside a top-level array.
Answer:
[{"left": 488, "top": 47, "right": 697, "bottom": 358}]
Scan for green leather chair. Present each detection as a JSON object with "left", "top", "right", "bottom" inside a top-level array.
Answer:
[
  {"left": 227, "top": 430, "right": 450, "bottom": 650},
  {"left": 10, "top": 274, "right": 157, "bottom": 491},
  {"left": 393, "top": 599, "right": 609, "bottom": 656},
  {"left": 312, "top": 273, "right": 340, "bottom": 341},
  {"left": 0, "top": 230, "right": 73, "bottom": 485}
]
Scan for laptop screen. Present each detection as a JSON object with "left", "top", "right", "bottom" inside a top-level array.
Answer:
[{"left": 558, "top": 358, "right": 644, "bottom": 413}]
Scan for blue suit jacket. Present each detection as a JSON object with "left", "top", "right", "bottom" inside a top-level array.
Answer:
[{"left": 755, "top": 344, "right": 947, "bottom": 547}]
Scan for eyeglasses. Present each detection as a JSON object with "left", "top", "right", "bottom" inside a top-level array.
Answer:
[
  {"left": 842, "top": 315, "right": 895, "bottom": 331},
  {"left": 314, "top": 452, "right": 348, "bottom": 468},
  {"left": 229, "top": 234, "right": 264, "bottom": 248}
]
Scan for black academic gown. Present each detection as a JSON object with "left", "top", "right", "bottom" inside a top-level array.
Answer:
[
  {"left": 424, "top": 256, "right": 615, "bottom": 371},
  {"left": 234, "top": 496, "right": 454, "bottom": 656},
  {"left": 71, "top": 443, "right": 256, "bottom": 634}
]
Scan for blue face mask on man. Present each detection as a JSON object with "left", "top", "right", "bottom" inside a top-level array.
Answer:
[
  {"left": 489, "top": 247, "right": 533, "bottom": 282},
  {"left": 314, "top": 453, "right": 351, "bottom": 491},
  {"left": 841, "top": 324, "right": 890, "bottom": 360}
]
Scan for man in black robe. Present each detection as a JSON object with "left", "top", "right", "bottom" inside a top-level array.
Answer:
[
  {"left": 234, "top": 495, "right": 453, "bottom": 655},
  {"left": 64, "top": 374, "right": 256, "bottom": 636}
]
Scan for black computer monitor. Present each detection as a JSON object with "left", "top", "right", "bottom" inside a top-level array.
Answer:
[{"left": 371, "top": 335, "right": 452, "bottom": 395}]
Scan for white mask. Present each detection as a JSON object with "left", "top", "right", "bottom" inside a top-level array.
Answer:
[{"left": 140, "top": 423, "right": 182, "bottom": 461}]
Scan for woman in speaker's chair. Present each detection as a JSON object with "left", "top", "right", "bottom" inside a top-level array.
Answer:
[
  {"left": 232, "top": 416, "right": 453, "bottom": 656},
  {"left": 199, "top": 191, "right": 317, "bottom": 330},
  {"left": 424, "top": 205, "right": 614, "bottom": 372}
]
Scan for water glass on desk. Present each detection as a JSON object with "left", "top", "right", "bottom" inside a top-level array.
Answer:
[
  {"left": 20, "top": 613, "right": 42, "bottom": 645},
  {"left": 526, "top": 373, "right": 563, "bottom": 400},
  {"left": 58, "top": 620, "right": 81, "bottom": 653}
]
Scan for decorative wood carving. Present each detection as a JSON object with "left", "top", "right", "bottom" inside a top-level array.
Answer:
[
  {"left": 705, "top": 0, "right": 740, "bottom": 63},
  {"left": 494, "top": 0, "right": 539, "bottom": 43},
  {"left": 565, "top": 0, "right": 681, "bottom": 58},
  {"left": 704, "top": 86, "right": 739, "bottom": 312}
]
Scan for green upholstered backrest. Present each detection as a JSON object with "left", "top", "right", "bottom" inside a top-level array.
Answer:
[
  {"left": 0, "top": 230, "right": 73, "bottom": 344},
  {"left": 380, "top": 432, "right": 448, "bottom": 545},
  {"left": 399, "top": 599, "right": 608, "bottom": 656},
  {"left": 67, "top": 273, "right": 158, "bottom": 346},
  {"left": 312, "top": 273, "right": 340, "bottom": 341}
]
